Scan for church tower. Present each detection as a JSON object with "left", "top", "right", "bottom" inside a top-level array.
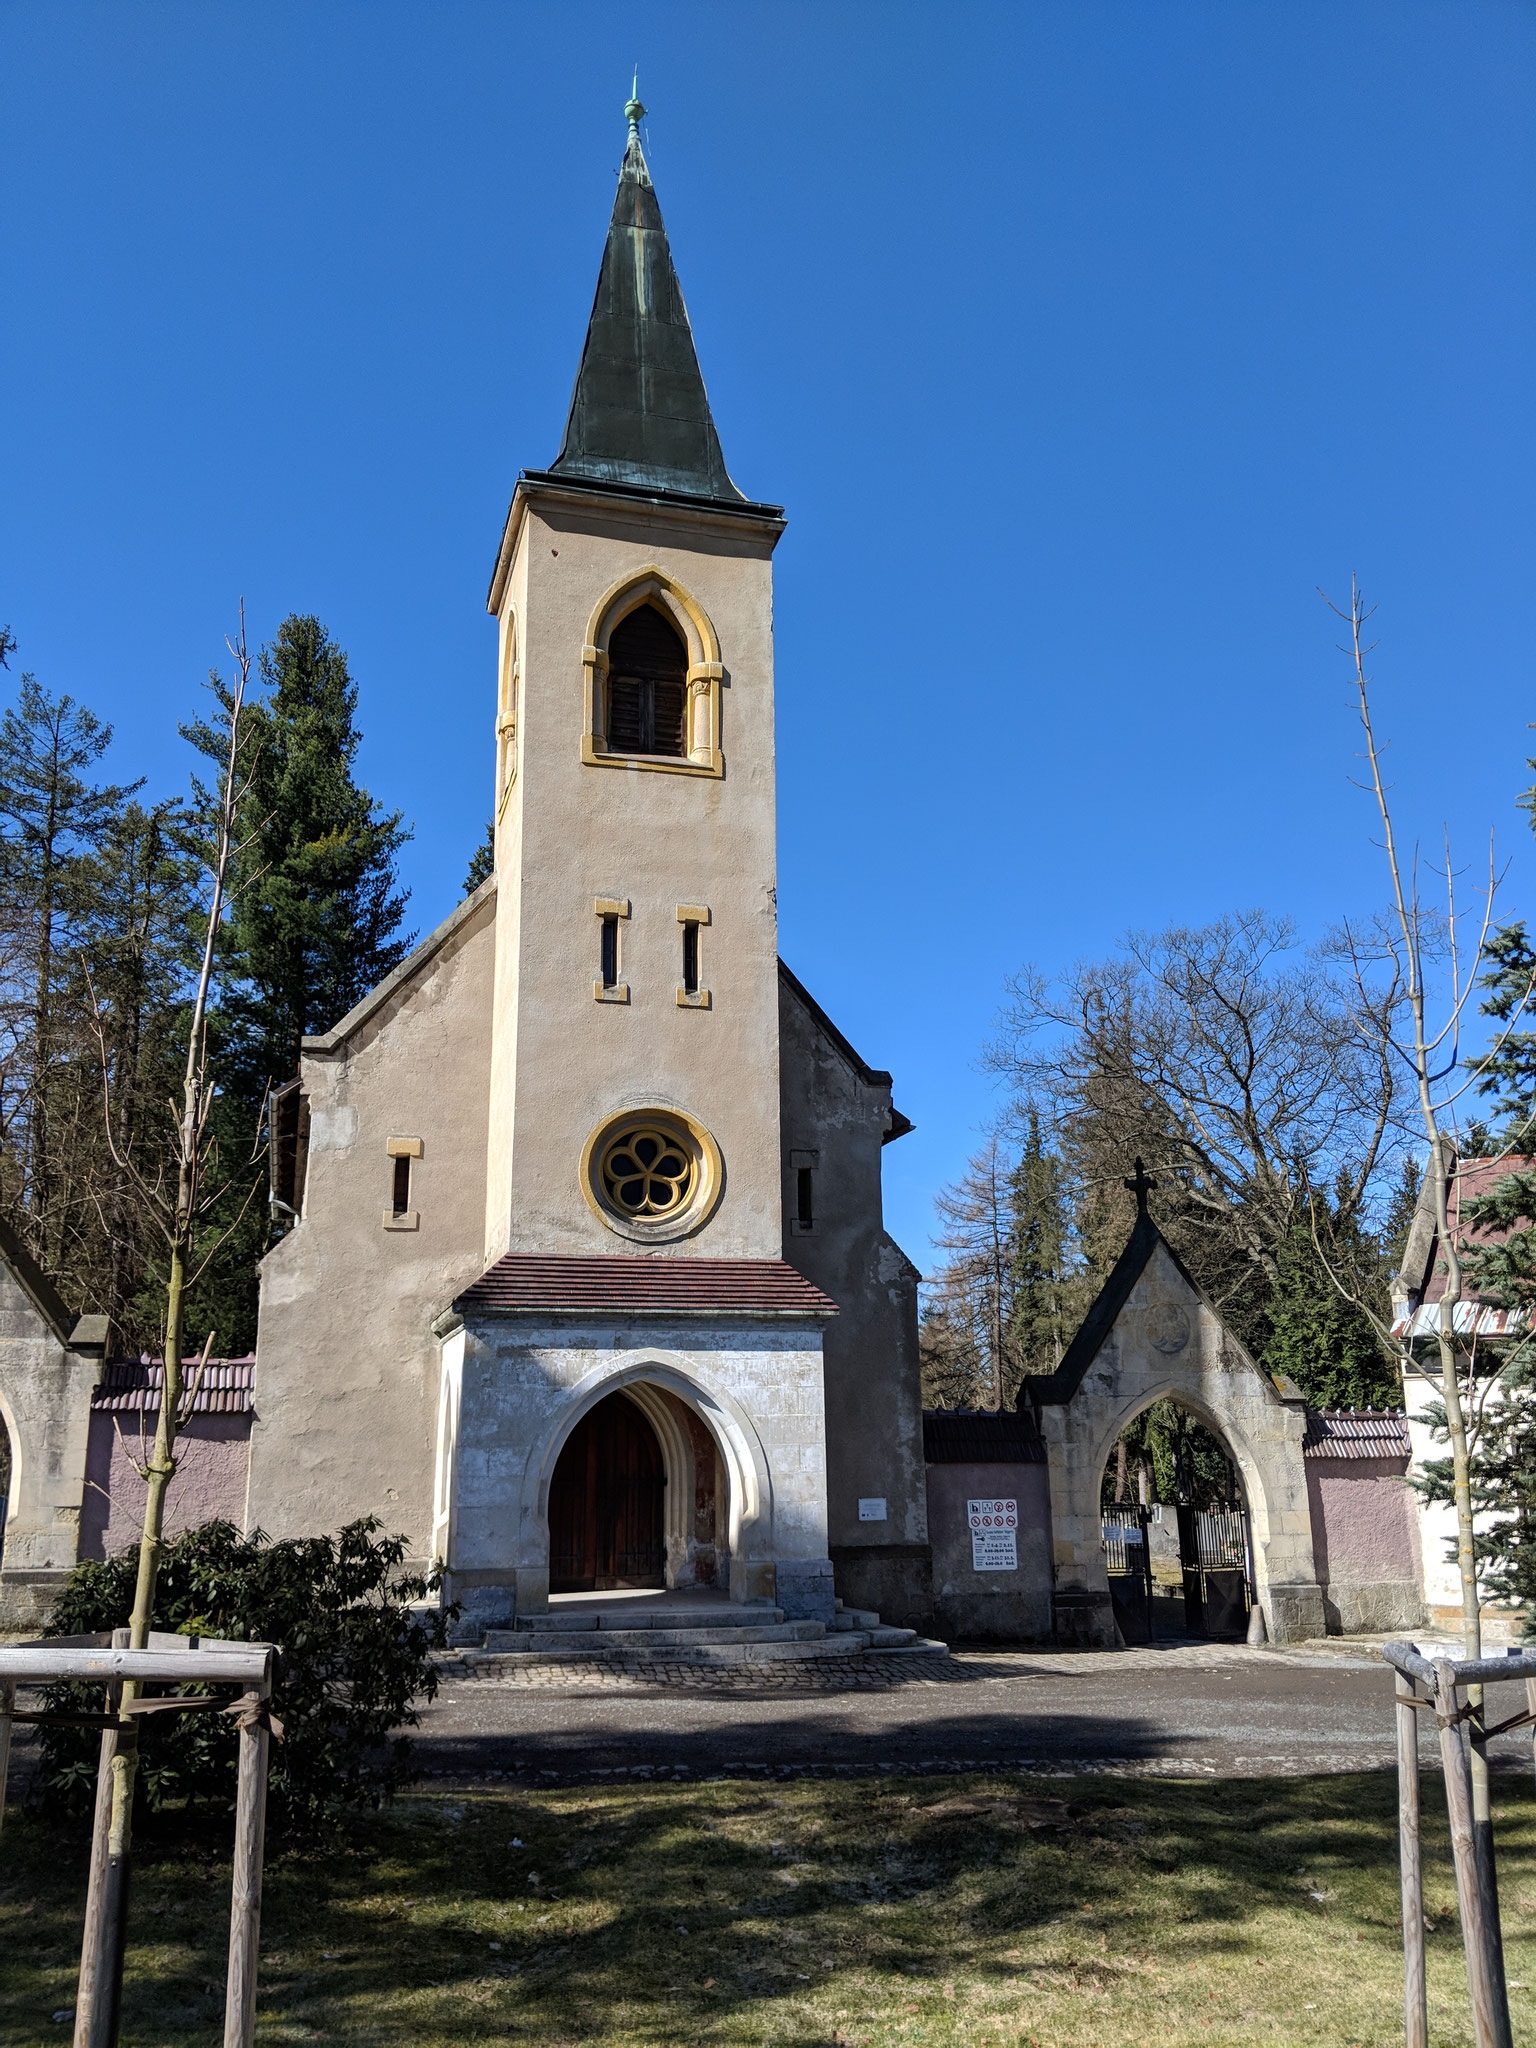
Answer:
[
  {"left": 481, "top": 97, "right": 787, "bottom": 1268},
  {"left": 441, "top": 97, "right": 842, "bottom": 1630}
]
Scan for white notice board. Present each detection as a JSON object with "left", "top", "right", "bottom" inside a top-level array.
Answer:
[{"left": 968, "top": 1497, "right": 1018, "bottom": 1572}]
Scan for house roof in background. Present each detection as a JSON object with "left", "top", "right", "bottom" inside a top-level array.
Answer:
[
  {"left": 1399, "top": 1150, "right": 1536, "bottom": 1307},
  {"left": 91, "top": 1357, "right": 256, "bottom": 1415}
]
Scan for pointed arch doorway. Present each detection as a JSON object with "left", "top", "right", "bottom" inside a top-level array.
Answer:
[{"left": 548, "top": 1389, "right": 666, "bottom": 1592}]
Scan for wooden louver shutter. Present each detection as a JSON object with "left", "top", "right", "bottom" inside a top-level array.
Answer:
[{"left": 606, "top": 604, "right": 689, "bottom": 758}]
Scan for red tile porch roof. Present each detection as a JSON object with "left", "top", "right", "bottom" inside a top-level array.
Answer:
[{"left": 454, "top": 1255, "right": 838, "bottom": 1320}]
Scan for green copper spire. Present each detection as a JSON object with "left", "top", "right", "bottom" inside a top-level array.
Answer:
[
  {"left": 625, "top": 73, "right": 645, "bottom": 143},
  {"left": 546, "top": 99, "right": 745, "bottom": 504}
]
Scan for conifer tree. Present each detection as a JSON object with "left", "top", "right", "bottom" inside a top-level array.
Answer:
[
  {"left": 189, "top": 614, "right": 414, "bottom": 1105},
  {"left": 1005, "top": 1109, "right": 1082, "bottom": 1380},
  {"left": 0, "top": 672, "right": 141, "bottom": 1274},
  {"left": 463, "top": 821, "right": 494, "bottom": 897}
]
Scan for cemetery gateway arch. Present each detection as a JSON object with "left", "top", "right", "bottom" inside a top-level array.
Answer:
[{"left": 1023, "top": 1182, "right": 1326, "bottom": 1646}]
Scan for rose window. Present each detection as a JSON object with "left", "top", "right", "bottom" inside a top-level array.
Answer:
[{"left": 599, "top": 1125, "right": 696, "bottom": 1220}]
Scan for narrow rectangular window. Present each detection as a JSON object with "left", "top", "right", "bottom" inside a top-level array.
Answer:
[
  {"left": 796, "top": 1166, "right": 814, "bottom": 1230},
  {"left": 682, "top": 919, "right": 700, "bottom": 995},
  {"left": 392, "top": 1153, "right": 412, "bottom": 1217},
  {"left": 600, "top": 914, "right": 620, "bottom": 989}
]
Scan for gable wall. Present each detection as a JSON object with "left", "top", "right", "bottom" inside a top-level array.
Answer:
[
  {"left": 245, "top": 887, "right": 497, "bottom": 1556},
  {"left": 778, "top": 978, "right": 931, "bottom": 1629},
  {"left": 0, "top": 1266, "right": 99, "bottom": 1625},
  {"left": 1040, "top": 1240, "right": 1323, "bottom": 1645}
]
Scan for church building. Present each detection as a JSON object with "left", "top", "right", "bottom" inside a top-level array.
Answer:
[
  {"left": 243, "top": 101, "right": 931, "bottom": 1638},
  {"left": 3, "top": 107, "right": 1438, "bottom": 1656}
]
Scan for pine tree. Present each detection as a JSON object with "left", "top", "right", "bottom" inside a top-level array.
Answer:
[
  {"left": 0, "top": 672, "right": 141, "bottom": 1273},
  {"left": 67, "top": 800, "right": 201, "bottom": 1343}
]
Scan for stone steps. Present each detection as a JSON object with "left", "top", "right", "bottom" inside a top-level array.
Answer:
[
  {"left": 461, "top": 1594, "right": 947, "bottom": 1668},
  {"left": 483, "top": 1620, "right": 826, "bottom": 1653},
  {"left": 513, "top": 1604, "right": 783, "bottom": 1634}
]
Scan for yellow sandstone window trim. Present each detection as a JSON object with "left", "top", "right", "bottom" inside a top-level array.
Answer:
[
  {"left": 676, "top": 903, "right": 712, "bottom": 1009},
  {"left": 496, "top": 610, "right": 520, "bottom": 821},
  {"left": 383, "top": 1135, "right": 423, "bottom": 1231},
  {"left": 594, "top": 896, "right": 631, "bottom": 1004},
  {"left": 579, "top": 567, "right": 724, "bottom": 778},
  {"left": 579, "top": 1107, "right": 724, "bottom": 1244}
]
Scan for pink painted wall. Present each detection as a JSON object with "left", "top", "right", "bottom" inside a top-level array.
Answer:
[
  {"left": 925, "top": 1461, "right": 1054, "bottom": 1641},
  {"left": 80, "top": 1411, "right": 251, "bottom": 1562},
  {"left": 1306, "top": 1458, "right": 1422, "bottom": 1586}
]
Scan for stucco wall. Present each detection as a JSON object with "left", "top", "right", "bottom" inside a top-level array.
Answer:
[
  {"left": 778, "top": 974, "right": 931, "bottom": 1631},
  {"left": 487, "top": 488, "right": 786, "bottom": 1265},
  {"left": 80, "top": 1412, "right": 252, "bottom": 1561},
  {"left": 0, "top": 1268, "right": 100, "bottom": 1627},
  {"left": 926, "top": 1462, "right": 1053, "bottom": 1641},
  {"left": 245, "top": 885, "right": 498, "bottom": 1555},
  {"left": 1306, "top": 1457, "right": 1426, "bottom": 1634}
]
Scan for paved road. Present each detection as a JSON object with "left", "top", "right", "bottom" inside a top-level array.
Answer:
[{"left": 415, "top": 1641, "right": 1536, "bottom": 1785}]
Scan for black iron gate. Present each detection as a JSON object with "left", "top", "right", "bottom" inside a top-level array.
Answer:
[
  {"left": 1101, "top": 1505, "right": 1154, "bottom": 1644},
  {"left": 1176, "top": 1503, "right": 1252, "bottom": 1639}
]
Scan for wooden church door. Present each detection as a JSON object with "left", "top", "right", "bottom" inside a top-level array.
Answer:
[{"left": 548, "top": 1392, "right": 666, "bottom": 1592}]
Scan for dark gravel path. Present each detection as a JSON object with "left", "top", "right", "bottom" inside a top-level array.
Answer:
[{"left": 415, "top": 1640, "right": 1536, "bottom": 1785}]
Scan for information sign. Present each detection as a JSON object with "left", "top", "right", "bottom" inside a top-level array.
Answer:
[{"left": 968, "top": 1497, "right": 1018, "bottom": 1572}]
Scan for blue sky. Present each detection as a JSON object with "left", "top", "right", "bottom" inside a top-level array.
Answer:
[{"left": 3, "top": 3, "right": 1532, "bottom": 1266}]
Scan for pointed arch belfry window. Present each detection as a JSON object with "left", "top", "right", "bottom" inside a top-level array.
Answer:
[
  {"left": 496, "top": 610, "right": 519, "bottom": 821},
  {"left": 607, "top": 605, "right": 687, "bottom": 757},
  {"left": 581, "top": 568, "right": 724, "bottom": 777}
]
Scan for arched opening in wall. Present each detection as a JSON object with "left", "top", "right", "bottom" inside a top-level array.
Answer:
[
  {"left": 1099, "top": 1398, "right": 1254, "bottom": 1643},
  {"left": 545, "top": 1380, "right": 730, "bottom": 1600},
  {"left": 549, "top": 1391, "right": 666, "bottom": 1592}
]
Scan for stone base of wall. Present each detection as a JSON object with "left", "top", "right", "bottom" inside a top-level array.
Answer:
[
  {"left": 446, "top": 1576, "right": 517, "bottom": 1642},
  {"left": 933, "top": 1580, "right": 1051, "bottom": 1643},
  {"left": 0, "top": 1567, "right": 74, "bottom": 1632},
  {"left": 1053, "top": 1589, "right": 1116, "bottom": 1648},
  {"left": 830, "top": 1543, "right": 934, "bottom": 1634},
  {"left": 1263, "top": 1580, "right": 1327, "bottom": 1644},
  {"left": 1323, "top": 1579, "right": 1427, "bottom": 1636},
  {"left": 775, "top": 1557, "right": 836, "bottom": 1624}
]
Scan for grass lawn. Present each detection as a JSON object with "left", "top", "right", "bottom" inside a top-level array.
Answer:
[{"left": 4, "top": 1770, "right": 1536, "bottom": 2046}]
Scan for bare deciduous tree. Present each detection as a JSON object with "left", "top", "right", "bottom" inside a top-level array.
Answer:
[
  {"left": 986, "top": 910, "right": 1399, "bottom": 1317},
  {"left": 79, "top": 610, "right": 264, "bottom": 2033}
]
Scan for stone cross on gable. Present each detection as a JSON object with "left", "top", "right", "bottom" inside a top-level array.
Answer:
[{"left": 1123, "top": 1157, "right": 1158, "bottom": 1217}]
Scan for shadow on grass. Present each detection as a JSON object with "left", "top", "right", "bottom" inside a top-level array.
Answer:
[{"left": 3, "top": 1768, "right": 1533, "bottom": 2046}]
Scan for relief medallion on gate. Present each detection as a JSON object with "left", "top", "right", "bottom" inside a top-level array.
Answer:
[{"left": 1145, "top": 1303, "right": 1191, "bottom": 1356}]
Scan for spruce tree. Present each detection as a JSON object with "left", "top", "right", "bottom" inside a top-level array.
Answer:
[
  {"left": 1006, "top": 1109, "right": 1084, "bottom": 1382},
  {"left": 463, "top": 821, "right": 494, "bottom": 897},
  {"left": 189, "top": 615, "right": 414, "bottom": 1102},
  {"left": 178, "top": 617, "right": 414, "bottom": 1349}
]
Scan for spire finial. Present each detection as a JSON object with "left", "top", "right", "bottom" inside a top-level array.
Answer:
[{"left": 625, "top": 72, "right": 645, "bottom": 146}]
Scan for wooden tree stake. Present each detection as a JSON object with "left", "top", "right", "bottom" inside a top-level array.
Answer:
[{"left": 1396, "top": 1673, "right": 1427, "bottom": 2048}]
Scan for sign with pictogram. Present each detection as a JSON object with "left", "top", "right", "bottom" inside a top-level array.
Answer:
[{"left": 968, "top": 1497, "right": 1018, "bottom": 1572}]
